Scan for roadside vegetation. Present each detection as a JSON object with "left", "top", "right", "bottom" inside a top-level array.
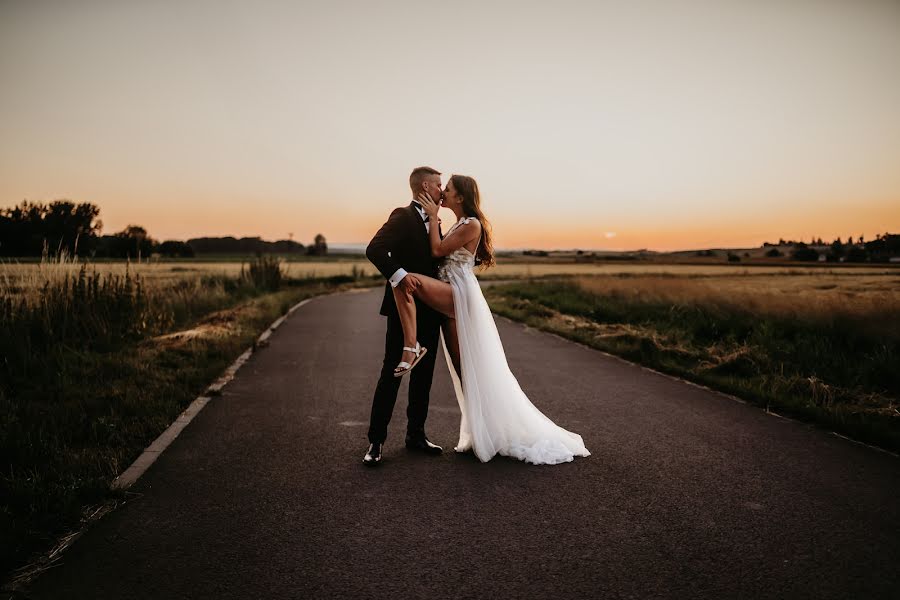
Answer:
[
  {"left": 3, "top": 251, "right": 897, "bottom": 582},
  {"left": 484, "top": 272, "right": 900, "bottom": 453},
  {"left": 0, "top": 254, "right": 378, "bottom": 581}
]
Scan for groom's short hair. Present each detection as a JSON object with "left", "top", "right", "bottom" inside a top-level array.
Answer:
[{"left": 409, "top": 166, "right": 441, "bottom": 194}]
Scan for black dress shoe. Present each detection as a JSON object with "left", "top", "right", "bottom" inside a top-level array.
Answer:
[
  {"left": 363, "top": 443, "right": 383, "bottom": 466},
  {"left": 405, "top": 434, "right": 443, "bottom": 455}
]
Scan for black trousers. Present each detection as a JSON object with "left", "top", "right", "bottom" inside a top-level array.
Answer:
[{"left": 367, "top": 303, "right": 443, "bottom": 444}]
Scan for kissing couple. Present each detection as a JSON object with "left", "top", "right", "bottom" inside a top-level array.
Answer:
[{"left": 363, "top": 166, "right": 591, "bottom": 467}]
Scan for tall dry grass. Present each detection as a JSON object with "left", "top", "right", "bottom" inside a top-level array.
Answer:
[
  {"left": 0, "top": 258, "right": 374, "bottom": 289},
  {"left": 572, "top": 273, "right": 900, "bottom": 342},
  {"left": 485, "top": 272, "right": 900, "bottom": 452},
  {"left": 4, "top": 258, "right": 894, "bottom": 289},
  {"left": 1, "top": 259, "right": 270, "bottom": 374},
  {"left": 0, "top": 253, "right": 311, "bottom": 579}
]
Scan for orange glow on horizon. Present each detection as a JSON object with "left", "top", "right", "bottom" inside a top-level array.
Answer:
[
  {"left": 75, "top": 190, "right": 898, "bottom": 252},
  {"left": 2, "top": 1, "right": 899, "bottom": 253}
]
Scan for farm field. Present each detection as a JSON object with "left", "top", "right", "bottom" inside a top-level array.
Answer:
[
  {"left": 483, "top": 269, "right": 900, "bottom": 453},
  {"left": 2, "top": 257, "right": 896, "bottom": 291}
]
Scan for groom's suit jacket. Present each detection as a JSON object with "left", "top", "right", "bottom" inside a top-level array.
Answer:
[{"left": 366, "top": 202, "right": 442, "bottom": 318}]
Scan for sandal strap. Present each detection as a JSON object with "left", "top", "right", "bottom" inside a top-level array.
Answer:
[
  {"left": 402, "top": 345, "right": 421, "bottom": 355},
  {"left": 396, "top": 361, "right": 412, "bottom": 370}
]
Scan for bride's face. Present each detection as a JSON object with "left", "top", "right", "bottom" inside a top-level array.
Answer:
[{"left": 442, "top": 181, "right": 461, "bottom": 207}]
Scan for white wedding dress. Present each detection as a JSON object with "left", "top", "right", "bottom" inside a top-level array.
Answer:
[{"left": 438, "top": 217, "right": 591, "bottom": 465}]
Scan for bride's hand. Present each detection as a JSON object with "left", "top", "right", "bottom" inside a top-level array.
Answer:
[{"left": 417, "top": 192, "right": 440, "bottom": 219}]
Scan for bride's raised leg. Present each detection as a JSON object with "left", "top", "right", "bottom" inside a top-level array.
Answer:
[
  {"left": 391, "top": 274, "right": 455, "bottom": 375},
  {"left": 410, "top": 274, "right": 454, "bottom": 319},
  {"left": 391, "top": 284, "right": 422, "bottom": 375}
]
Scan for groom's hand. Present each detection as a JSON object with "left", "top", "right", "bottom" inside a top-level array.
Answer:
[{"left": 400, "top": 274, "right": 421, "bottom": 295}]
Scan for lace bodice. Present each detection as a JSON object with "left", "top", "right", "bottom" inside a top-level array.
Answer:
[{"left": 438, "top": 217, "right": 479, "bottom": 282}]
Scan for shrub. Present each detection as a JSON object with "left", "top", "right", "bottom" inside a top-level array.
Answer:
[
  {"left": 0, "top": 265, "right": 157, "bottom": 374},
  {"left": 791, "top": 246, "right": 820, "bottom": 261},
  {"left": 845, "top": 246, "right": 868, "bottom": 263},
  {"left": 241, "top": 256, "right": 284, "bottom": 291}
]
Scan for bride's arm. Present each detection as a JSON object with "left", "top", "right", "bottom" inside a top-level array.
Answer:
[{"left": 419, "top": 193, "right": 481, "bottom": 258}]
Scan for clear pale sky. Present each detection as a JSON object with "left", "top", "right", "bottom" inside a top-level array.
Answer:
[{"left": 1, "top": 0, "right": 898, "bottom": 250}]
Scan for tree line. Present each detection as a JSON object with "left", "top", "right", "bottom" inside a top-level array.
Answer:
[
  {"left": 0, "top": 200, "right": 328, "bottom": 258},
  {"left": 762, "top": 234, "right": 899, "bottom": 262}
]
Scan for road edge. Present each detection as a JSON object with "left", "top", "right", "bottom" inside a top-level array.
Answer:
[
  {"left": 498, "top": 315, "right": 900, "bottom": 460},
  {"left": 109, "top": 295, "right": 316, "bottom": 491},
  {"left": 3, "top": 292, "right": 343, "bottom": 595}
]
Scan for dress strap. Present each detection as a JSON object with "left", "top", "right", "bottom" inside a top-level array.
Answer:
[{"left": 464, "top": 217, "right": 481, "bottom": 255}]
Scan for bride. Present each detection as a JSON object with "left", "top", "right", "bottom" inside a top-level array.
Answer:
[{"left": 391, "top": 174, "right": 590, "bottom": 465}]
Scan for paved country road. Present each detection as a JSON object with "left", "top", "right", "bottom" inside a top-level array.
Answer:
[{"left": 21, "top": 288, "right": 900, "bottom": 599}]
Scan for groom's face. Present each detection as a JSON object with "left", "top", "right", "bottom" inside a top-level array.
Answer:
[{"left": 422, "top": 174, "right": 443, "bottom": 203}]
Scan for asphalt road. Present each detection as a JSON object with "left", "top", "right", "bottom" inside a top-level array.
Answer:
[{"left": 23, "top": 288, "right": 900, "bottom": 599}]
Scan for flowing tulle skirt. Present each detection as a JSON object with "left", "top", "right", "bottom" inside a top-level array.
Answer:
[{"left": 440, "top": 261, "right": 590, "bottom": 465}]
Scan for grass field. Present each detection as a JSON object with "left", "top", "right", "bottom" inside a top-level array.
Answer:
[
  {"left": 484, "top": 270, "right": 900, "bottom": 453},
  {"left": 3, "top": 257, "right": 894, "bottom": 290},
  {"left": 0, "top": 259, "right": 372, "bottom": 288},
  {"left": 0, "top": 257, "right": 374, "bottom": 583}
]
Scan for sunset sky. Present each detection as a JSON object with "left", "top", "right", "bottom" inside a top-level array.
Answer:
[{"left": 1, "top": 0, "right": 898, "bottom": 251}]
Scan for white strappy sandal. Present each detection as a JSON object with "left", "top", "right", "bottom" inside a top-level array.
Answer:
[{"left": 394, "top": 342, "right": 428, "bottom": 377}]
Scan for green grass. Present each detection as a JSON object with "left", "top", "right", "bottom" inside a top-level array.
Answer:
[
  {"left": 0, "top": 259, "right": 379, "bottom": 581},
  {"left": 484, "top": 276, "right": 900, "bottom": 453}
]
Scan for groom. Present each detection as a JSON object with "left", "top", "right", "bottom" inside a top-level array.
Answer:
[{"left": 362, "top": 166, "right": 446, "bottom": 466}]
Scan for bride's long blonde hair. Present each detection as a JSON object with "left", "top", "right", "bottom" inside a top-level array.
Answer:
[{"left": 449, "top": 174, "right": 495, "bottom": 269}]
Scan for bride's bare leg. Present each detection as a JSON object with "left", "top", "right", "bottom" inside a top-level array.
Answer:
[
  {"left": 391, "top": 285, "right": 419, "bottom": 373},
  {"left": 391, "top": 274, "right": 455, "bottom": 373},
  {"left": 442, "top": 318, "right": 462, "bottom": 380},
  {"left": 409, "top": 275, "right": 454, "bottom": 318}
]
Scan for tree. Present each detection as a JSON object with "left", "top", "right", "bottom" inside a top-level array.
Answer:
[
  {"left": 790, "top": 242, "right": 819, "bottom": 261},
  {"left": 157, "top": 240, "right": 194, "bottom": 258},
  {"left": 0, "top": 200, "right": 102, "bottom": 257},
  {"left": 845, "top": 246, "right": 868, "bottom": 262},
  {"left": 865, "top": 233, "right": 900, "bottom": 262},
  {"left": 830, "top": 239, "right": 845, "bottom": 258},
  {"left": 765, "top": 247, "right": 783, "bottom": 257},
  {"left": 187, "top": 236, "right": 304, "bottom": 255},
  {"left": 96, "top": 225, "right": 155, "bottom": 258},
  {"left": 43, "top": 200, "right": 102, "bottom": 255},
  {"left": 307, "top": 233, "right": 328, "bottom": 256}
]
